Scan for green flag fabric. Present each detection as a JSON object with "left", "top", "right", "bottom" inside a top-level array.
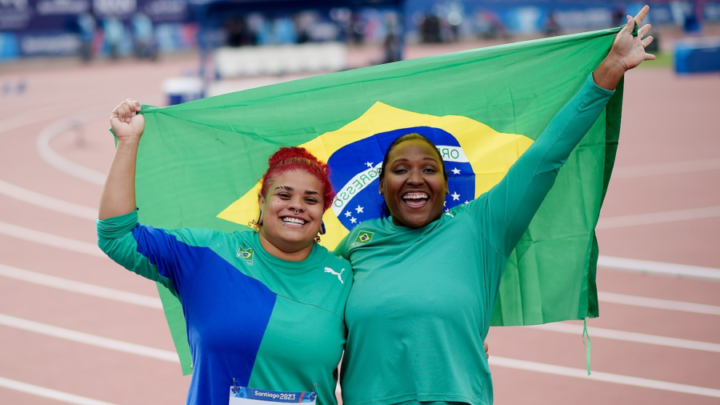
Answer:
[{"left": 135, "top": 27, "right": 623, "bottom": 374}]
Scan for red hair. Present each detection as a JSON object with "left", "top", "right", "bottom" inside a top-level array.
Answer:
[{"left": 260, "top": 147, "right": 335, "bottom": 211}]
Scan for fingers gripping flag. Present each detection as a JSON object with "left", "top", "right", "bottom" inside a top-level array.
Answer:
[{"left": 135, "top": 27, "right": 624, "bottom": 373}]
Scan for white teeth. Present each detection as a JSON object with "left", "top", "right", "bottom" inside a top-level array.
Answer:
[
  {"left": 403, "top": 193, "right": 428, "bottom": 200},
  {"left": 282, "top": 217, "right": 306, "bottom": 225}
]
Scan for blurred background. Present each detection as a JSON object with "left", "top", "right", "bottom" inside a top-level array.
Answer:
[
  {"left": 1, "top": 1, "right": 719, "bottom": 405},
  {"left": 1, "top": 0, "right": 719, "bottom": 97}
]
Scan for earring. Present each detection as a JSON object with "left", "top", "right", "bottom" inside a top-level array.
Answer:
[{"left": 251, "top": 210, "right": 263, "bottom": 228}]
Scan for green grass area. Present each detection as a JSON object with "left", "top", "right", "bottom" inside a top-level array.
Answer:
[{"left": 638, "top": 51, "right": 673, "bottom": 69}]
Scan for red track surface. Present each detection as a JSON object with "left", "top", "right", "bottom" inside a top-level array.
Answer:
[{"left": 0, "top": 52, "right": 718, "bottom": 405}]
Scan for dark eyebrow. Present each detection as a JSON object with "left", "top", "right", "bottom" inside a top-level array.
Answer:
[
  {"left": 275, "top": 185, "right": 319, "bottom": 195},
  {"left": 391, "top": 157, "right": 440, "bottom": 165}
]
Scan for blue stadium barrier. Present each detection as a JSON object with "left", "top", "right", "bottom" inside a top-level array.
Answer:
[{"left": 674, "top": 37, "right": 720, "bottom": 74}]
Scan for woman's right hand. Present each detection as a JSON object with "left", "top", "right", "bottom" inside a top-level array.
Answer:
[{"left": 110, "top": 98, "right": 144, "bottom": 143}]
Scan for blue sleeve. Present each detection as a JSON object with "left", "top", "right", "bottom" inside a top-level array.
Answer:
[{"left": 97, "top": 209, "right": 226, "bottom": 297}]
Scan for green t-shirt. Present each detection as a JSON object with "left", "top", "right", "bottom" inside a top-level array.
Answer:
[{"left": 335, "top": 74, "right": 613, "bottom": 405}]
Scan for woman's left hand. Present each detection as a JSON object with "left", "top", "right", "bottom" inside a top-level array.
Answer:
[
  {"left": 593, "top": 5, "right": 656, "bottom": 90},
  {"left": 609, "top": 5, "right": 656, "bottom": 71},
  {"left": 484, "top": 341, "right": 489, "bottom": 358}
]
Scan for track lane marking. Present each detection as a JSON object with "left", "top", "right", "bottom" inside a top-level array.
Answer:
[
  {"left": 597, "top": 206, "right": 720, "bottom": 229},
  {"left": 0, "top": 313, "right": 178, "bottom": 362},
  {"left": 613, "top": 158, "right": 720, "bottom": 178},
  {"left": 0, "top": 180, "right": 96, "bottom": 219},
  {"left": 599, "top": 292, "right": 720, "bottom": 316},
  {"left": 532, "top": 323, "right": 720, "bottom": 353},
  {"left": 0, "top": 264, "right": 162, "bottom": 309},
  {"left": 37, "top": 119, "right": 107, "bottom": 185},
  {"left": 489, "top": 357, "right": 720, "bottom": 398},
  {"left": 598, "top": 256, "right": 720, "bottom": 281},
  {"left": 33, "top": 97, "right": 155, "bottom": 186},
  {"left": 3, "top": 311, "right": 719, "bottom": 399},
  {"left": 5, "top": 261, "right": 720, "bottom": 318},
  {"left": 0, "top": 221, "right": 103, "bottom": 257},
  {"left": 0, "top": 376, "right": 118, "bottom": 405}
]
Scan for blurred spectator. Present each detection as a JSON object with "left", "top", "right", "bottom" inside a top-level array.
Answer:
[
  {"left": 351, "top": 12, "right": 365, "bottom": 45},
  {"left": 476, "top": 11, "right": 506, "bottom": 40},
  {"left": 226, "top": 19, "right": 243, "bottom": 47},
  {"left": 132, "top": 12, "right": 157, "bottom": 60},
  {"left": 382, "top": 15, "right": 400, "bottom": 63},
  {"left": 544, "top": 10, "right": 560, "bottom": 37},
  {"left": 613, "top": 4, "right": 626, "bottom": 27},
  {"left": 684, "top": 0, "right": 703, "bottom": 34},
  {"left": 77, "top": 12, "right": 96, "bottom": 62},
  {"left": 443, "top": 0, "right": 464, "bottom": 42},
  {"left": 225, "top": 18, "right": 257, "bottom": 47},
  {"left": 104, "top": 15, "right": 124, "bottom": 59},
  {"left": 420, "top": 14, "right": 442, "bottom": 43},
  {"left": 274, "top": 17, "right": 298, "bottom": 44}
]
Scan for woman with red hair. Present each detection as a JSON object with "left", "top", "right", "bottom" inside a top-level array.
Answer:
[{"left": 97, "top": 100, "right": 350, "bottom": 405}]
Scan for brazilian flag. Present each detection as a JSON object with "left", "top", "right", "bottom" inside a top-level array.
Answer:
[{"left": 137, "top": 27, "right": 624, "bottom": 374}]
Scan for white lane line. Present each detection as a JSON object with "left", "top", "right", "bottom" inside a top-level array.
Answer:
[
  {"left": 0, "top": 221, "right": 103, "bottom": 257},
  {"left": 4, "top": 311, "right": 720, "bottom": 400},
  {"left": 613, "top": 158, "right": 720, "bottom": 178},
  {"left": 532, "top": 323, "right": 720, "bottom": 353},
  {"left": 34, "top": 97, "right": 154, "bottom": 186},
  {"left": 0, "top": 179, "right": 96, "bottom": 219},
  {"left": 599, "top": 292, "right": 720, "bottom": 316},
  {"left": 37, "top": 120, "right": 107, "bottom": 185},
  {"left": 7, "top": 257, "right": 719, "bottom": 317},
  {"left": 598, "top": 256, "right": 720, "bottom": 281},
  {"left": 597, "top": 206, "right": 720, "bottom": 229},
  {"left": 0, "top": 313, "right": 178, "bottom": 363},
  {"left": 0, "top": 376, "right": 118, "bottom": 405},
  {"left": 489, "top": 356, "right": 720, "bottom": 398},
  {"left": 0, "top": 264, "right": 162, "bottom": 309},
  {"left": 0, "top": 105, "right": 68, "bottom": 134}
]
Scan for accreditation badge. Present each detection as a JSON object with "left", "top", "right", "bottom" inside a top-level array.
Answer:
[{"left": 229, "top": 385, "right": 317, "bottom": 405}]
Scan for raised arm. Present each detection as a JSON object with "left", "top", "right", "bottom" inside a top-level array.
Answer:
[
  {"left": 99, "top": 98, "right": 143, "bottom": 219},
  {"left": 465, "top": 6, "right": 655, "bottom": 256},
  {"left": 97, "top": 100, "right": 225, "bottom": 294}
]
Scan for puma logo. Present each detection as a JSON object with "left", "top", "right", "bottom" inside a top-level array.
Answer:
[{"left": 324, "top": 267, "right": 345, "bottom": 284}]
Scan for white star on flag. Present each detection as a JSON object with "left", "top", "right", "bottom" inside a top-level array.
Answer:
[
  {"left": 451, "top": 168, "right": 461, "bottom": 175},
  {"left": 355, "top": 205, "right": 364, "bottom": 214},
  {"left": 464, "top": 200, "right": 469, "bottom": 204},
  {"left": 443, "top": 201, "right": 447, "bottom": 207},
  {"left": 365, "top": 162, "right": 373, "bottom": 168},
  {"left": 350, "top": 217, "right": 357, "bottom": 224},
  {"left": 451, "top": 192, "right": 460, "bottom": 201},
  {"left": 345, "top": 211, "right": 352, "bottom": 217}
]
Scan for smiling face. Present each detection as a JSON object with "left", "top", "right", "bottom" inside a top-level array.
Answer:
[
  {"left": 380, "top": 139, "right": 448, "bottom": 228},
  {"left": 258, "top": 170, "right": 325, "bottom": 256}
]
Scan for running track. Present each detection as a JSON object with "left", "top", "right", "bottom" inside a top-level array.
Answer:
[{"left": 0, "top": 51, "right": 718, "bottom": 405}]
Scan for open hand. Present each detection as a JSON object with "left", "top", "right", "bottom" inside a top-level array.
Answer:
[
  {"left": 610, "top": 5, "right": 656, "bottom": 71},
  {"left": 110, "top": 98, "right": 144, "bottom": 143}
]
